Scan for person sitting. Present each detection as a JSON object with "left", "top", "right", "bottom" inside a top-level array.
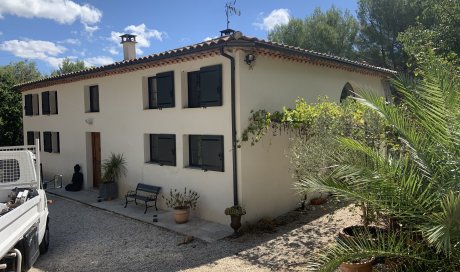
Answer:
[{"left": 65, "top": 164, "right": 83, "bottom": 192}]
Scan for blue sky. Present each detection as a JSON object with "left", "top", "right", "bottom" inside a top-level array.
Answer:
[{"left": 0, "top": 0, "right": 357, "bottom": 74}]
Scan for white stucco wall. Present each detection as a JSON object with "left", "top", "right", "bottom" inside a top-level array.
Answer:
[
  {"left": 22, "top": 49, "right": 389, "bottom": 225},
  {"left": 236, "top": 51, "right": 387, "bottom": 223},
  {"left": 23, "top": 55, "right": 234, "bottom": 224}
]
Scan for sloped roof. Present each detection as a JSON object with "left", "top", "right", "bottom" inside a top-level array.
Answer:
[{"left": 15, "top": 32, "right": 396, "bottom": 92}]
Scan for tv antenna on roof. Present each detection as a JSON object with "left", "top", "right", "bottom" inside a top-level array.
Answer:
[{"left": 225, "top": 0, "right": 241, "bottom": 29}]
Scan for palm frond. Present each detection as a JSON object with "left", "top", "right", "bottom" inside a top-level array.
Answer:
[
  {"left": 307, "top": 231, "right": 432, "bottom": 272},
  {"left": 422, "top": 191, "right": 460, "bottom": 256}
]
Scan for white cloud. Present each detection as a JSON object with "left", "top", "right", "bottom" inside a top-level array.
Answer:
[
  {"left": 0, "top": 0, "right": 102, "bottom": 25},
  {"left": 110, "top": 23, "right": 165, "bottom": 53},
  {"left": 84, "top": 56, "right": 114, "bottom": 67},
  {"left": 0, "top": 39, "right": 66, "bottom": 68},
  {"left": 104, "top": 46, "right": 119, "bottom": 55},
  {"left": 60, "top": 38, "right": 80, "bottom": 45},
  {"left": 254, "top": 9, "right": 290, "bottom": 31},
  {"left": 83, "top": 23, "right": 99, "bottom": 36}
]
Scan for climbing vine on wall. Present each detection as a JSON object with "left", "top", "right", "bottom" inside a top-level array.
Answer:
[{"left": 239, "top": 97, "right": 397, "bottom": 149}]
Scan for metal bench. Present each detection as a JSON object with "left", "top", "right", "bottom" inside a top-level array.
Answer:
[
  {"left": 124, "top": 183, "right": 161, "bottom": 214},
  {"left": 43, "top": 174, "right": 62, "bottom": 189}
]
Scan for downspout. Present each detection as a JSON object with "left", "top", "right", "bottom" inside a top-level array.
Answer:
[{"left": 220, "top": 46, "right": 239, "bottom": 206}]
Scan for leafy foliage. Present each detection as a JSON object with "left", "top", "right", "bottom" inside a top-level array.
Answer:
[
  {"left": 269, "top": 6, "right": 359, "bottom": 59},
  {"left": 0, "top": 61, "right": 41, "bottom": 146},
  {"left": 224, "top": 205, "right": 246, "bottom": 216},
  {"left": 356, "top": 0, "right": 421, "bottom": 70},
  {"left": 163, "top": 188, "right": 199, "bottom": 210},
  {"left": 102, "top": 153, "right": 127, "bottom": 183},
  {"left": 300, "top": 58, "right": 460, "bottom": 270},
  {"left": 50, "top": 58, "right": 86, "bottom": 77}
]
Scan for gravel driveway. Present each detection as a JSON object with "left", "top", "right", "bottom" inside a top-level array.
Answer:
[{"left": 29, "top": 195, "right": 359, "bottom": 272}]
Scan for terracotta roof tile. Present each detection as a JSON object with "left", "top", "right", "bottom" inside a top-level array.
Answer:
[{"left": 15, "top": 33, "right": 395, "bottom": 91}]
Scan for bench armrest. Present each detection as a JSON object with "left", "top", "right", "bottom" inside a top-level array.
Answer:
[{"left": 125, "top": 190, "right": 136, "bottom": 197}]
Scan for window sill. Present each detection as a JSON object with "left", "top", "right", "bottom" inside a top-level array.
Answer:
[
  {"left": 144, "top": 107, "right": 175, "bottom": 111},
  {"left": 184, "top": 166, "right": 223, "bottom": 173},
  {"left": 145, "top": 161, "right": 176, "bottom": 167}
]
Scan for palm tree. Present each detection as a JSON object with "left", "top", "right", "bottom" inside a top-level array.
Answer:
[{"left": 299, "top": 60, "right": 460, "bottom": 271}]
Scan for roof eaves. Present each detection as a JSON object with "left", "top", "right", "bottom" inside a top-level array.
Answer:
[
  {"left": 252, "top": 40, "right": 396, "bottom": 75},
  {"left": 14, "top": 37, "right": 237, "bottom": 92}
]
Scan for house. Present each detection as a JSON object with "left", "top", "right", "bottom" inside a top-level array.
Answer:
[{"left": 15, "top": 31, "right": 394, "bottom": 224}]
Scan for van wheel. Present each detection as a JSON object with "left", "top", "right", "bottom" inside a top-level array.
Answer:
[{"left": 39, "top": 224, "right": 49, "bottom": 254}]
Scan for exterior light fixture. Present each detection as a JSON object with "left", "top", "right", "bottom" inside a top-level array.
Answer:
[{"left": 244, "top": 54, "right": 256, "bottom": 65}]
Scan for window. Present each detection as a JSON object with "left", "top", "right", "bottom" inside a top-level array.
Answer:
[
  {"left": 43, "top": 131, "right": 60, "bottom": 153},
  {"left": 189, "top": 135, "right": 224, "bottom": 172},
  {"left": 26, "top": 131, "right": 41, "bottom": 150},
  {"left": 149, "top": 134, "right": 176, "bottom": 166},
  {"left": 89, "top": 85, "right": 99, "bottom": 112},
  {"left": 42, "top": 91, "right": 58, "bottom": 115},
  {"left": 148, "top": 71, "right": 175, "bottom": 109},
  {"left": 340, "top": 83, "right": 355, "bottom": 102},
  {"left": 24, "top": 94, "right": 39, "bottom": 116},
  {"left": 188, "top": 64, "right": 222, "bottom": 108}
]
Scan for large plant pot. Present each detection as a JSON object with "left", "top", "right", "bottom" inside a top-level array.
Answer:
[
  {"left": 230, "top": 215, "right": 242, "bottom": 234},
  {"left": 99, "top": 182, "right": 118, "bottom": 201},
  {"left": 174, "top": 207, "right": 190, "bottom": 224},
  {"left": 310, "top": 197, "right": 327, "bottom": 205},
  {"left": 339, "top": 257, "right": 374, "bottom": 272},
  {"left": 339, "top": 225, "right": 386, "bottom": 242}
]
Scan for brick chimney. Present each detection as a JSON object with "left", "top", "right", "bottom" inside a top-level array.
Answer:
[{"left": 120, "top": 34, "right": 137, "bottom": 60}]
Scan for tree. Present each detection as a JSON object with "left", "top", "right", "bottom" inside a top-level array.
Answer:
[
  {"left": 302, "top": 56, "right": 460, "bottom": 271},
  {"left": 398, "top": 0, "right": 460, "bottom": 70},
  {"left": 0, "top": 61, "right": 41, "bottom": 146},
  {"left": 50, "top": 58, "right": 86, "bottom": 77},
  {"left": 357, "top": 0, "right": 421, "bottom": 70},
  {"left": 269, "top": 6, "right": 359, "bottom": 59}
]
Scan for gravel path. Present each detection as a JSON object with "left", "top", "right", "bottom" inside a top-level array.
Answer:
[{"left": 30, "top": 196, "right": 359, "bottom": 272}]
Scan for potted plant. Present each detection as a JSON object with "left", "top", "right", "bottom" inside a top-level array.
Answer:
[
  {"left": 338, "top": 258, "right": 374, "bottom": 272},
  {"left": 225, "top": 205, "right": 246, "bottom": 235},
  {"left": 99, "top": 153, "right": 127, "bottom": 201},
  {"left": 163, "top": 188, "right": 199, "bottom": 224},
  {"left": 309, "top": 192, "right": 328, "bottom": 205}
]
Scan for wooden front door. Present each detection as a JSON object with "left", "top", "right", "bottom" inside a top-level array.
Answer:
[{"left": 91, "top": 132, "right": 101, "bottom": 188}]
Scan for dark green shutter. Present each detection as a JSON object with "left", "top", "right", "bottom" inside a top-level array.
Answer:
[
  {"left": 43, "top": 132, "right": 52, "bottom": 153},
  {"left": 55, "top": 132, "right": 60, "bottom": 153},
  {"left": 201, "top": 136, "right": 224, "bottom": 172},
  {"left": 199, "top": 65, "right": 222, "bottom": 107},
  {"left": 156, "top": 71, "right": 175, "bottom": 108},
  {"left": 150, "top": 134, "right": 158, "bottom": 162},
  {"left": 90, "top": 86, "right": 99, "bottom": 112},
  {"left": 25, "top": 94, "right": 33, "bottom": 116},
  {"left": 148, "top": 77, "right": 157, "bottom": 109},
  {"left": 157, "top": 135, "right": 176, "bottom": 166},
  {"left": 42, "top": 91, "right": 50, "bottom": 115},
  {"left": 54, "top": 91, "right": 58, "bottom": 114},
  {"left": 187, "top": 72, "right": 200, "bottom": 108},
  {"left": 189, "top": 135, "right": 201, "bottom": 167},
  {"left": 27, "top": 131, "right": 34, "bottom": 145}
]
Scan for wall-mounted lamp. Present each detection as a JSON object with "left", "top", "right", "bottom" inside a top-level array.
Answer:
[
  {"left": 244, "top": 53, "right": 256, "bottom": 66},
  {"left": 85, "top": 118, "right": 93, "bottom": 125}
]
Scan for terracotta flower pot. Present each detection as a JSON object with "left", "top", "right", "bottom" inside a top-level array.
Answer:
[
  {"left": 310, "top": 197, "right": 327, "bottom": 205},
  {"left": 339, "top": 225, "right": 386, "bottom": 242},
  {"left": 174, "top": 207, "right": 190, "bottom": 224},
  {"left": 339, "top": 257, "right": 374, "bottom": 272}
]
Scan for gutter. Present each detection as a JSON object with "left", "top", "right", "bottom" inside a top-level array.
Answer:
[{"left": 219, "top": 46, "right": 239, "bottom": 206}]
